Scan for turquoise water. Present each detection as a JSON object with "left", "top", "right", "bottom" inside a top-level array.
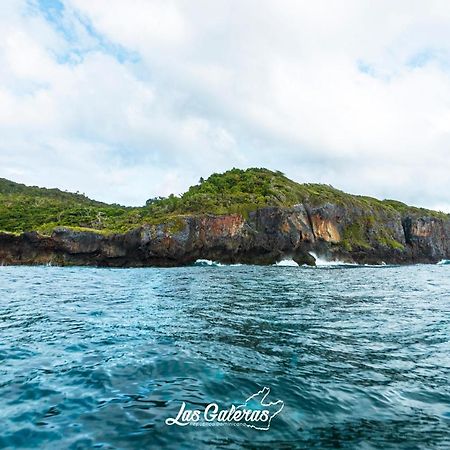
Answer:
[{"left": 0, "top": 264, "right": 449, "bottom": 449}]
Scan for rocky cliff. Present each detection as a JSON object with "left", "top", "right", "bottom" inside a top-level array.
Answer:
[
  {"left": 1, "top": 169, "right": 448, "bottom": 266},
  {"left": 1, "top": 201, "right": 449, "bottom": 266}
]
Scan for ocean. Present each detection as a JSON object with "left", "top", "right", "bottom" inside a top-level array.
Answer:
[{"left": 0, "top": 263, "right": 449, "bottom": 449}]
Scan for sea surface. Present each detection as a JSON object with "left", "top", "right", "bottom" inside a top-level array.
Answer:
[{"left": 0, "top": 262, "right": 449, "bottom": 449}]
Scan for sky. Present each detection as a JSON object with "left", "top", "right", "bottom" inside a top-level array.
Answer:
[{"left": 1, "top": 0, "right": 450, "bottom": 211}]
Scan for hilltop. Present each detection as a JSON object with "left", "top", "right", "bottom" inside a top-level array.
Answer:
[
  {"left": 0, "top": 168, "right": 446, "bottom": 236},
  {"left": 0, "top": 168, "right": 448, "bottom": 267},
  {"left": 0, "top": 177, "right": 130, "bottom": 235}
]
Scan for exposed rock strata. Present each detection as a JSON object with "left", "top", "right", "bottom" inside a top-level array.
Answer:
[{"left": 1, "top": 202, "right": 448, "bottom": 266}]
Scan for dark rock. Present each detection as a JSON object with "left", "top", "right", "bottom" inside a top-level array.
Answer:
[{"left": 0, "top": 202, "right": 449, "bottom": 267}]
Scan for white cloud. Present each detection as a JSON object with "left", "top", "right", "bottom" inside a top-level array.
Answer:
[
  {"left": 71, "top": 0, "right": 189, "bottom": 50},
  {"left": 0, "top": 0, "right": 449, "bottom": 211}
]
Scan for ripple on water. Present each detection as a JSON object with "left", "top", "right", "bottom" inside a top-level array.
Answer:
[{"left": 0, "top": 264, "right": 449, "bottom": 449}]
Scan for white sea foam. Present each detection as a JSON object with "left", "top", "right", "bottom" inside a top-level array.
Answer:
[
  {"left": 275, "top": 259, "right": 299, "bottom": 267},
  {"left": 308, "top": 252, "right": 357, "bottom": 267},
  {"left": 194, "top": 259, "right": 242, "bottom": 267},
  {"left": 194, "top": 259, "right": 223, "bottom": 266},
  {"left": 437, "top": 259, "right": 450, "bottom": 265}
]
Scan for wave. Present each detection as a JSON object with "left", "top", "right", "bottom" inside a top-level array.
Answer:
[
  {"left": 194, "top": 259, "right": 224, "bottom": 267},
  {"left": 275, "top": 255, "right": 358, "bottom": 268},
  {"left": 437, "top": 259, "right": 450, "bottom": 265},
  {"left": 308, "top": 252, "right": 358, "bottom": 267},
  {"left": 194, "top": 256, "right": 397, "bottom": 268},
  {"left": 275, "top": 259, "right": 299, "bottom": 267},
  {"left": 194, "top": 259, "right": 242, "bottom": 267}
]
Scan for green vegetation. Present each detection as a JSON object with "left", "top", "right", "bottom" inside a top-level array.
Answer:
[
  {"left": 0, "top": 177, "right": 135, "bottom": 234},
  {"left": 341, "top": 217, "right": 406, "bottom": 252},
  {"left": 0, "top": 169, "right": 447, "bottom": 237},
  {"left": 0, "top": 176, "right": 210, "bottom": 235},
  {"left": 382, "top": 199, "right": 448, "bottom": 220},
  {"left": 379, "top": 237, "right": 405, "bottom": 251},
  {"left": 342, "top": 222, "right": 372, "bottom": 251}
]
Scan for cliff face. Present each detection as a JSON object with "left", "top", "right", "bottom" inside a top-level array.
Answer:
[{"left": 1, "top": 202, "right": 449, "bottom": 267}]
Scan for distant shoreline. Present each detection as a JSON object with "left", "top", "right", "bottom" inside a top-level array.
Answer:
[{"left": 1, "top": 169, "right": 449, "bottom": 267}]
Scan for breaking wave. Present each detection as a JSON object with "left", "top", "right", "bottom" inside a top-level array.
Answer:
[
  {"left": 437, "top": 259, "right": 450, "bottom": 265},
  {"left": 308, "top": 252, "right": 358, "bottom": 267},
  {"left": 194, "top": 259, "right": 225, "bottom": 267},
  {"left": 194, "top": 259, "right": 242, "bottom": 267},
  {"left": 275, "top": 259, "right": 299, "bottom": 267}
]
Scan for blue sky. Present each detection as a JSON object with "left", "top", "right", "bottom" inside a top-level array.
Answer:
[{"left": 1, "top": 0, "right": 450, "bottom": 211}]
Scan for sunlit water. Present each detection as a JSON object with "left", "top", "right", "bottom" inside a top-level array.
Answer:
[{"left": 0, "top": 264, "right": 449, "bottom": 449}]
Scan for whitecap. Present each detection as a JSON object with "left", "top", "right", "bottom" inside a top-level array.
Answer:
[
  {"left": 194, "top": 259, "right": 222, "bottom": 267},
  {"left": 275, "top": 259, "right": 299, "bottom": 267},
  {"left": 194, "top": 259, "right": 243, "bottom": 267},
  {"left": 308, "top": 252, "right": 357, "bottom": 267}
]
